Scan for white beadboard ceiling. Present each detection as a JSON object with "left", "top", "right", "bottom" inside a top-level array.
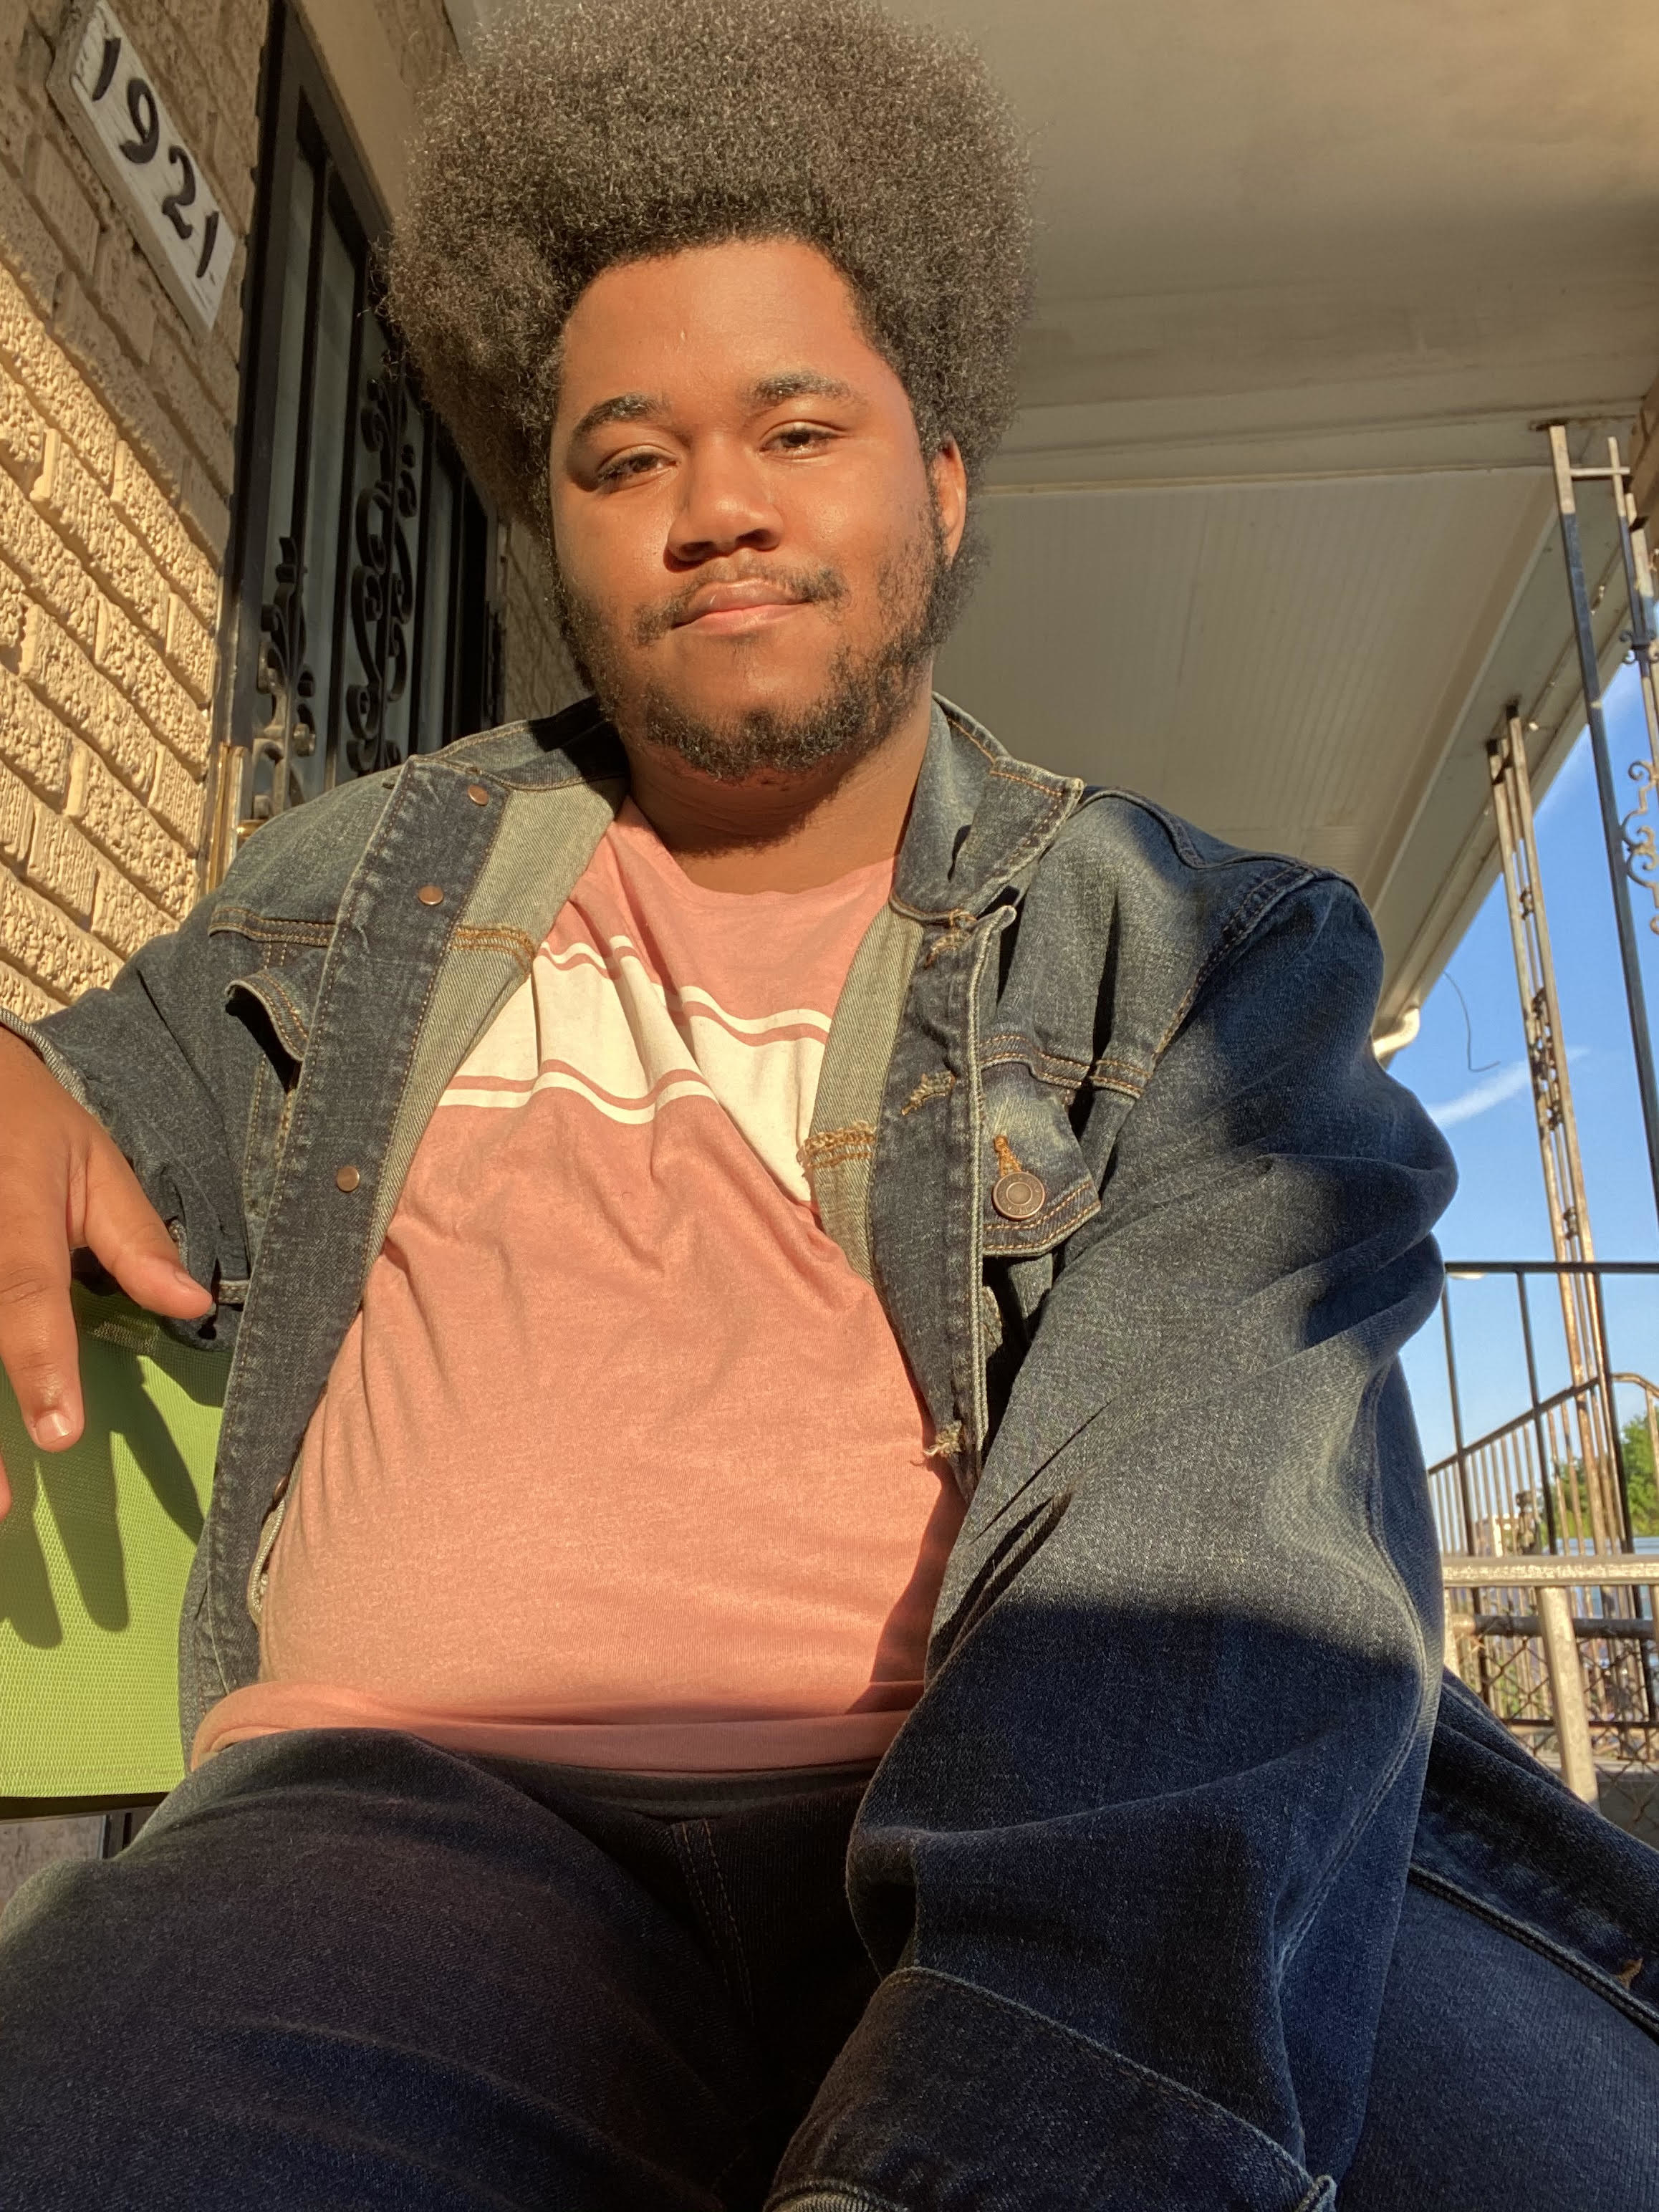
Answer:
[
  {"left": 456, "top": 0, "right": 1659, "bottom": 1022},
  {"left": 937, "top": 470, "right": 1547, "bottom": 886}
]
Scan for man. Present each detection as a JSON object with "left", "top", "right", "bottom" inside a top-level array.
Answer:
[{"left": 0, "top": 2, "right": 1655, "bottom": 2205}]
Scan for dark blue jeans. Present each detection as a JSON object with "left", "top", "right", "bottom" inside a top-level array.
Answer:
[{"left": 0, "top": 1727, "right": 1653, "bottom": 2210}]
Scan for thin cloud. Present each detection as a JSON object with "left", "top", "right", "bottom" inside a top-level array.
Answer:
[{"left": 1423, "top": 1047, "right": 1586, "bottom": 1132}]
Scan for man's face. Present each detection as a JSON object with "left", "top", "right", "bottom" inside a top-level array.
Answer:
[{"left": 547, "top": 237, "right": 967, "bottom": 782}]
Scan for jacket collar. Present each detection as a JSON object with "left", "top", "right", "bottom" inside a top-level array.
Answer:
[
  {"left": 445, "top": 693, "right": 1085, "bottom": 915},
  {"left": 895, "top": 697, "right": 1085, "bottom": 920}
]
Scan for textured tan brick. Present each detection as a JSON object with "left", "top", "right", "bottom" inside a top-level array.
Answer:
[
  {"left": 0, "top": 869, "right": 117, "bottom": 996},
  {"left": 0, "top": 365, "right": 44, "bottom": 486},
  {"left": 21, "top": 607, "right": 153, "bottom": 792},
  {"left": 90, "top": 863, "right": 170, "bottom": 960},
  {"left": 149, "top": 322, "right": 234, "bottom": 496},
  {"left": 92, "top": 234, "right": 155, "bottom": 367},
  {"left": 25, "top": 798, "right": 97, "bottom": 922},
  {"left": 177, "top": 451, "right": 229, "bottom": 563},
  {"left": 0, "top": 953, "right": 59, "bottom": 1021},
  {"left": 0, "top": 260, "right": 115, "bottom": 481},
  {"left": 54, "top": 276, "right": 184, "bottom": 497},
  {"left": 207, "top": 112, "right": 258, "bottom": 234},
  {"left": 219, "top": 0, "right": 268, "bottom": 100},
  {"left": 0, "top": 465, "right": 98, "bottom": 650},
  {"left": 16, "top": 16, "right": 49, "bottom": 88},
  {"left": 35, "top": 431, "right": 167, "bottom": 636},
  {"left": 95, "top": 597, "right": 208, "bottom": 770},
  {"left": 128, "top": 9, "right": 215, "bottom": 158},
  {"left": 147, "top": 739, "right": 206, "bottom": 847},
  {"left": 0, "top": 67, "right": 36, "bottom": 177},
  {"left": 0, "top": 654, "right": 71, "bottom": 799},
  {"left": 193, "top": 324, "right": 239, "bottom": 427},
  {"left": 164, "top": 589, "right": 213, "bottom": 703},
  {"left": 0, "top": 158, "right": 64, "bottom": 323},
  {"left": 67, "top": 745, "right": 192, "bottom": 915},
  {"left": 0, "top": 751, "right": 29, "bottom": 862},
  {"left": 27, "top": 136, "right": 99, "bottom": 278},
  {"left": 111, "top": 443, "right": 216, "bottom": 625},
  {"left": 0, "top": 559, "right": 26, "bottom": 662}
]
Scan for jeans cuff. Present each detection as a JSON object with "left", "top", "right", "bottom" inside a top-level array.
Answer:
[{"left": 765, "top": 1966, "right": 1332, "bottom": 2212}]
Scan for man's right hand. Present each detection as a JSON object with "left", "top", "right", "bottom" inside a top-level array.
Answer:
[{"left": 0, "top": 1026, "right": 214, "bottom": 1518}]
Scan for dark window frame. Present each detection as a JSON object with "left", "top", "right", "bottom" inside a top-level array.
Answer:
[{"left": 211, "top": 2, "right": 501, "bottom": 879}]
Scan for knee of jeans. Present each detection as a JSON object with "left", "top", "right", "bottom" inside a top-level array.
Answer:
[{"left": 0, "top": 1851, "right": 105, "bottom": 1950}]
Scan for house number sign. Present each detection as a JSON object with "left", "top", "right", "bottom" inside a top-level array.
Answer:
[{"left": 47, "top": 0, "right": 237, "bottom": 338}]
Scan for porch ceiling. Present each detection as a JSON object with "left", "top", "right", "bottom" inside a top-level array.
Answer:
[{"left": 456, "top": 0, "right": 1659, "bottom": 1021}]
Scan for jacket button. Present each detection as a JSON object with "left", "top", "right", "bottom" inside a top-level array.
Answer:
[
  {"left": 335, "top": 1165, "right": 360, "bottom": 1193},
  {"left": 992, "top": 1169, "right": 1046, "bottom": 1221},
  {"left": 416, "top": 883, "right": 445, "bottom": 906},
  {"left": 466, "top": 783, "right": 490, "bottom": 806}
]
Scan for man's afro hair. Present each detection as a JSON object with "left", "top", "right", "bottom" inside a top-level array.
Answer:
[{"left": 383, "top": 0, "right": 1032, "bottom": 530}]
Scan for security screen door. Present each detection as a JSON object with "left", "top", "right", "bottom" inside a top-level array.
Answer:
[{"left": 219, "top": 1, "right": 501, "bottom": 861}]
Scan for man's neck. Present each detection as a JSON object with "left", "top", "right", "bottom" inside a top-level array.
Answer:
[{"left": 617, "top": 680, "right": 933, "bottom": 893}]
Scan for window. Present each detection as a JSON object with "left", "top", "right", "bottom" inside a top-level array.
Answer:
[{"left": 217, "top": 3, "right": 501, "bottom": 866}]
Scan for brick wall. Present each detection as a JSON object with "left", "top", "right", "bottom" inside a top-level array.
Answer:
[
  {"left": 370, "top": 0, "right": 453, "bottom": 99},
  {"left": 0, "top": 0, "right": 574, "bottom": 1032},
  {"left": 0, "top": 0, "right": 256, "bottom": 1024}
]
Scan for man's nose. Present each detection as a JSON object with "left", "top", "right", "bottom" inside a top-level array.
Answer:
[{"left": 666, "top": 440, "right": 782, "bottom": 564}]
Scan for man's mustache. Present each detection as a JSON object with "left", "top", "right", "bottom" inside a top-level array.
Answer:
[{"left": 631, "top": 562, "right": 848, "bottom": 645}]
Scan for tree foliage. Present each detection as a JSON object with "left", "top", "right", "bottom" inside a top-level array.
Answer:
[{"left": 1618, "top": 1410, "right": 1659, "bottom": 1537}]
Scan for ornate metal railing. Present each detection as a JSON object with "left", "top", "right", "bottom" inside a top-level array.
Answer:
[
  {"left": 1426, "top": 1259, "right": 1659, "bottom": 1837},
  {"left": 221, "top": 4, "right": 501, "bottom": 861}
]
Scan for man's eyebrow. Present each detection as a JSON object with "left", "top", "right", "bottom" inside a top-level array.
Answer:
[
  {"left": 568, "top": 392, "right": 665, "bottom": 443},
  {"left": 746, "top": 372, "right": 862, "bottom": 408}
]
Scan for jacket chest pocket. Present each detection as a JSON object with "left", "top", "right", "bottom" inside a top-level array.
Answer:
[
  {"left": 225, "top": 953, "right": 324, "bottom": 1259},
  {"left": 977, "top": 1059, "right": 1100, "bottom": 1260},
  {"left": 974, "top": 1059, "right": 1100, "bottom": 1443}
]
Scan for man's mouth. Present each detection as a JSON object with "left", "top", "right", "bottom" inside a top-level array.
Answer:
[
  {"left": 673, "top": 580, "right": 809, "bottom": 630},
  {"left": 629, "top": 563, "right": 846, "bottom": 647}
]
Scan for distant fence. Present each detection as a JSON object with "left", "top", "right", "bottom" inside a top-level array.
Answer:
[{"left": 1425, "top": 1261, "right": 1658, "bottom": 1839}]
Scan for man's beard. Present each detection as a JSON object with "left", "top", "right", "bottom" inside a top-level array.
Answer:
[{"left": 547, "top": 501, "right": 966, "bottom": 785}]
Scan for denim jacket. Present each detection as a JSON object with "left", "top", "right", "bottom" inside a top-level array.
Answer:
[{"left": 8, "top": 696, "right": 1657, "bottom": 2211}]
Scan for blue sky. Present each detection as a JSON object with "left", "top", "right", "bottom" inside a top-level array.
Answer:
[{"left": 1387, "top": 663, "right": 1659, "bottom": 1467}]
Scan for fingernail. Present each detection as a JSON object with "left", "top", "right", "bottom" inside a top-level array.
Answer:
[{"left": 32, "top": 1409, "right": 74, "bottom": 1446}]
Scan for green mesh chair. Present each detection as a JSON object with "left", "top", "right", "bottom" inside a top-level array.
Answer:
[{"left": 0, "top": 1281, "right": 226, "bottom": 1828}]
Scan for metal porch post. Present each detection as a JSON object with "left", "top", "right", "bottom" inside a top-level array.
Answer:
[
  {"left": 1547, "top": 424, "right": 1659, "bottom": 1232},
  {"left": 1487, "top": 708, "right": 1621, "bottom": 1551}
]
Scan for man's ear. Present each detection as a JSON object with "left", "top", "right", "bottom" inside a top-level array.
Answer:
[{"left": 932, "top": 437, "right": 968, "bottom": 561}]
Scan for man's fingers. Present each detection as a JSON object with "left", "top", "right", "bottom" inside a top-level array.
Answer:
[
  {"left": 0, "top": 1204, "right": 84, "bottom": 1456},
  {"left": 82, "top": 1145, "right": 214, "bottom": 1319},
  {"left": 0, "top": 1138, "right": 211, "bottom": 1499},
  {"left": 0, "top": 1040, "right": 213, "bottom": 1508}
]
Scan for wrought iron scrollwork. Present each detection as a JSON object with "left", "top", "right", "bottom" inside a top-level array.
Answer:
[
  {"left": 1612, "top": 486, "right": 1659, "bottom": 934},
  {"left": 345, "top": 362, "right": 418, "bottom": 776},
  {"left": 1620, "top": 751, "right": 1659, "bottom": 933},
  {"left": 249, "top": 534, "right": 316, "bottom": 824}
]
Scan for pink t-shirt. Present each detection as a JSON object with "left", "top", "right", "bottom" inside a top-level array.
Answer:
[{"left": 193, "top": 801, "right": 963, "bottom": 1773}]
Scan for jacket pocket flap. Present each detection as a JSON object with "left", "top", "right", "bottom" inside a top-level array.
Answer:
[
  {"left": 979, "top": 1063, "right": 1100, "bottom": 1258},
  {"left": 225, "top": 966, "right": 315, "bottom": 1066}
]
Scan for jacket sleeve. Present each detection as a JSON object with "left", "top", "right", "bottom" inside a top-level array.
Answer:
[
  {"left": 0, "top": 887, "right": 261, "bottom": 1339},
  {"left": 767, "top": 877, "right": 1457, "bottom": 2212}
]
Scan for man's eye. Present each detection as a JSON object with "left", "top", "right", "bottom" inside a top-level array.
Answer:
[
  {"left": 597, "top": 452, "right": 662, "bottom": 485},
  {"left": 770, "top": 425, "right": 832, "bottom": 452}
]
